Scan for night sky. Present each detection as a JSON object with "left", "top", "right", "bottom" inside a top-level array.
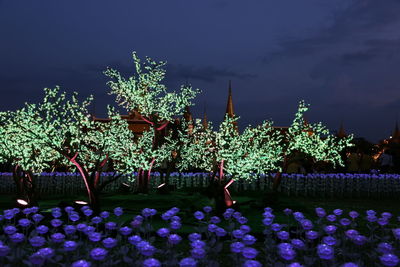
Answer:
[{"left": 1, "top": 0, "right": 399, "bottom": 143}]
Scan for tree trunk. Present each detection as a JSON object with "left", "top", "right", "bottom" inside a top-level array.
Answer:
[
  {"left": 12, "top": 166, "right": 38, "bottom": 206},
  {"left": 272, "top": 156, "right": 288, "bottom": 192}
]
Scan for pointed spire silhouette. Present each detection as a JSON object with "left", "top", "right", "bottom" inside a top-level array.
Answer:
[
  {"left": 225, "top": 80, "right": 235, "bottom": 118},
  {"left": 183, "top": 105, "right": 193, "bottom": 122}
]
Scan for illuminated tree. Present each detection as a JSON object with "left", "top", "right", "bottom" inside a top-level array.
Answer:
[
  {"left": 272, "top": 100, "right": 353, "bottom": 191},
  {"left": 0, "top": 111, "right": 62, "bottom": 206},
  {"left": 177, "top": 115, "right": 282, "bottom": 212},
  {"left": 104, "top": 52, "right": 200, "bottom": 193},
  {"left": 5, "top": 87, "right": 171, "bottom": 211}
]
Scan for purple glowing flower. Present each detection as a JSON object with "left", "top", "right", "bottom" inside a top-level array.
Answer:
[
  {"left": 242, "top": 234, "right": 257, "bottom": 245},
  {"left": 324, "top": 225, "right": 337, "bottom": 235},
  {"left": 64, "top": 240, "right": 78, "bottom": 251},
  {"left": 88, "top": 232, "right": 102, "bottom": 242},
  {"left": 271, "top": 223, "right": 282, "bottom": 232},
  {"left": 38, "top": 247, "right": 54, "bottom": 258},
  {"left": 69, "top": 212, "right": 80, "bottom": 222},
  {"left": 203, "top": 206, "right": 212, "bottom": 213},
  {"left": 9, "top": 232, "right": 25, "bottom": 243},
  {"left": 130, "top": 219, "right": 142, "bottom": 228},
  {"left": 242, "top": 247, "right": 258, "bottom": 259},
  {"left": 29, "top": 236, "right": 46, "bottom": 247},
  {"left": 141, "top": 208, "right": 153, "bottom": 217},
  {"left": 240, "top": 225, "right": 251, "bottom": 234},
  {"left": 264, "top": 207, "right": 273, "bottom": 213},
  {"left": 381, "top": 212, "right": 392, "bottom": 220},
  {"left": 322, "top": 236, "right": 337, "bottom": 246},
  {"left": 171, "top": 215, "right": 181, "bottom": 222},
  {"left": 32, "top": 213, "right": 44, "bottom": 223},
  {"left": 349, "top": 211, "right": 359, "bottom": 219},
  {"left": 179, "top": 257, "right": 197, "bottom": 267},
  {"left": 279, "top": 248, "right": 296, "bottom": 261},
  {"left": 215, "top": 227, "right": 227, "bottom": 237},
  {"left": 91, "top": 216, "right": 102, "bottom": 224},
  {"left": 232, "top": 229, "right": 245, "bottom": 239},
  {"left": 377, "top": 242, "right": 394, "bottom": 254},
  {"left": 277, "top": 231, "right": 290, "bottom": 240},
  {"left": 139, "top": 244, "right": 156, "bottom": 256},
  {"left": 230, "top": 241, "right": 245, "bottom": 253},
  {"left": 170, "top": 207, "right": 180, "bottom": 214},
  {"left": 113, "top": 207, "right": 123, "bottom": 217},
  {"left": 345, "top": 229, "right": 359, "bottom": 239},
  {"left": 191, "top": 240, "right": 206, "bottom": 248},
  {"left": 76, "top": 223, "right": 87, "bottom": 232},
  {"left": 333, "top": 209, "right": 343, "bottom": 216},
  {"left": 341, "top": 263, "right": 358, "bottom": 267},
  {"left": 36, "top": 225, "right": 49, "bottom": 234},
  {"left": 237, "top": 216, "right": 248, "bottom": 224},
  {"left": 277, "top": 243, "right": 293, "bottom": 251},
  {"left": 317, "top": 244, "right": 334, "bottom": 260},
  {"left": 84, "top": 226, "right": 96, "bottom": 234},
  {"left": 233, "top": 212, "right": 242, "bottom": 220},
  {"left": 157, "top": 228, "right": 170, "bottom": 238},
  {"left": 105, "top": 221, "right": 117, "bottom": 230},
  {"left": 210, "top": 216, "right": 221, "bottom": 224},
  {"left": 326, "top": 214, "right": 337, "bottom": 222},
  {"left": 380, "top": 254, "right": 399, "bottom": 267},
  {"left": 288, "top": 263, "right": 303, "bottom": 267},
  {"left": 378, "top": 218, "right": 389, "bottom": 226},
  {"left": 90, "top": 248, "right": 108, "bottom": 261},
  {"left": 100, "top": 211, "right": 109, "bottom": 219},
  {"left": 119, "top": 226, "right": 132, "bottom": 236},
  {"left": 168, "top": 234, "right": 182, "bottom": 245},
  {"left": 50, "top": 219, "right": 63, "bottom": 228},
  {"left": 102, "top": 237, "right": 117, "bottom": 249},
  {"left": 315, "top": 207, "right": 326, "bottom": 218},
  {"left": 143, "top": 258, "right": 161, "bottom": 267},
  {"left": 340, "top": 218, "right": 351, "bottom": 226},
  {"left": 3, "top": 225, "right": 17, "bottom": 235},
  {"left": 366, "top": 215, "right": 377, "bottom": 222},
  {"left": 0, "top": 244, "right": 10, "bottom": 257},
  {"left": 188, "top": 233, "right": 201, "bottom": 242},
  {"left": 83, "top": 209, "right": 93, "bottom": 217},
  {"left": 223, "top": 210, "right": 233, "bottom": 220},
  {"left": 244, "top": 260, "right": 262, "bottom": 267},
  {"left": 51, "top": 233, "right": 65, "bottom": 243},
  {"left": 170, "top": 220, "right": 182, "bottom": 230},
  {"left": 19, "top": 217, "right": 32, "bottom": 227},
  {"left": 262, "top": 217, "right": 274, "bottom": 226},
  {"left": 128, "top": 235, "right": 142, "bottom": 245},
  {"left": 305, "top": 230, "right": 318, "bottom": 240},
  {"left": 64, "top": 206, "right": 74, "bottom": 213},
  {"left": 63, "top": 225, "right": 76, "bottom": 235},
  {"left": 29, "top": 252, "right": 45, "bottom": 265},
  {"left": 208, "top": 224, "right": 218, "bottom": 232},
  {"left": 366, "top": 210, "right": 376, "bottom": 216},
  {"left": 283, "top": 208, "right": 293, "bottom": 215},
  {"left": 300, "top": 219, "right": 313, "bottom": 230},
  {"left": 293, "top": 212, "right": 305, "bottom": 221},
  {"left": 52, "top": 210, "right": 62, "bottom": 218},
  {"left": 72, "top": 260, "right": 91, "bottom": 267},
  {"left": 191, "top": 247, "right": 206, "bottom": 259},
  {"left": 194, "top": 211, "right": 205, "bottom": 220},
  {"left": 291, "top": 239, "right": 305, "bottom": 250}
]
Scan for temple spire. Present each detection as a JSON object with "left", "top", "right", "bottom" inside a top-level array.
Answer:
[
  {"left": 225, "top": 80, "right": 235, "bottom": 118},
  {"left": 183, "top": 105, "right": 193, "bottom": 122}
]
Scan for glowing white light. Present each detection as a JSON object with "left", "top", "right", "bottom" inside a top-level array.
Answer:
[
  {"left": 74, "top": 200, "right": 88, "bottom": 205},
  {"left": 17, "top": 199, "right": 28, "bottom": 205},
  {"left": 157, "top": 183, "right": 166, "bottom": 188}
]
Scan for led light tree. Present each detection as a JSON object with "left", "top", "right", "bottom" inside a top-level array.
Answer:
[
  {"left": 271, "top": 100, "right": 353, "bottom": 192},
  {"left": 0, "top": 111, "right": 62, "bottom": 206},
  {"left": 6, "top": 87, "right": 171, "bottom": 211},
  {"left": 177, "top": 115, "right": 282, "bottom": 213},
  {"left": 104, "top": 52, "right": 200, "bottom": 193}
]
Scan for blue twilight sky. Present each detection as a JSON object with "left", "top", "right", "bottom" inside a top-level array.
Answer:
[{"left": 0, "top": 0, "right": 400, "bottom": 143}]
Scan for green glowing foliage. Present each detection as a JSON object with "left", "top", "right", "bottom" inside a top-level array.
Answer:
[
  {"left": 0, "top": 111, "right": 61, "bottom": 173},
  {"left": 177, "top": 115, "right": 283, "bottom": 180},
  {"left": 104, "top": 52, "right": 201, "bottom": 122},
  {"left": 285, "top": 100, "right": 353, "bottom": 167}
]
